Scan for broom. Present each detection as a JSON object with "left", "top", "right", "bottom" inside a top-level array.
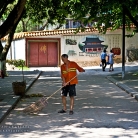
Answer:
[{"left": 23, "top": 75, "right": 77, "bottom": 114}]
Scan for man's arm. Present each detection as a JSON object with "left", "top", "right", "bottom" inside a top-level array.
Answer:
[
  {"left": 75, "top": 62, "right": 85, "bottom": 72},
  {"left": 60, "top": 67, "right": 66, "bottom": 86},
  {"left": 61, "top": 75, "right": 66, "bottom": 86}
]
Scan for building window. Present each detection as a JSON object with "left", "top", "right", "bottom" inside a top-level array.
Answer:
[
  {"left": 98, "top": 48, "right": 101, "bottom": 51},
  {"left": 66, "top": 21, "right": 69, "bottom": 29},
  {"left": 88, "top": 48, "right": 92, "bottom": 52},
  {"left": 93, "top": 48, "right": 97, "bottom": 51}
]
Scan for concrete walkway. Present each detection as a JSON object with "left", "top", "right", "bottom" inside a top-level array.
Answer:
[
  {"left": 0, "top": 65, "right": 138, "bottom": 137},
  {"left": 0, "top": 70, "right": 42, "bottom": 123},
  {"left": 0, "top": 61, "right": 138, "bottom": 130},
  {"left": 107, "top": 72, "right": 138, "bottom": 101}
]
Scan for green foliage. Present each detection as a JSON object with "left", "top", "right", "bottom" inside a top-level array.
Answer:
[
  {"left": 17, "top": 66, "right": 29, "bottom": 71},
  {"left": 104, "top": 45, "right": 108, "bottom": 50},
  {"left": 6, "top": 59, "right": 25, "bottom": 67},
  {"left": 15, "top": 0, "right": 69, "bottom": 32},
  {"left": 1, "top": 0, "right": 138, "bottom": 34},
  {"left": 66, "top": 0, "right": 138, "bottom": 33},
  {"left": 133, "top": 72, "right": 138, "bottom": 76},
  {"left": 6, "top": 59, "right": 26, "bottom": 82}
]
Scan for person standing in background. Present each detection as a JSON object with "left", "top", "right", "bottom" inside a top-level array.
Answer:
[
  {"left": 101, "top": 49, "right": 107, "bottom": 71},
  {"left": 108, "top": 50, "right": 115, "bottom": 72}
]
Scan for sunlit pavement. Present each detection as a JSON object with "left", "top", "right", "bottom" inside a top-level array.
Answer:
[{"left": 0, "top": 63, "right": 138, "bottom": 138}]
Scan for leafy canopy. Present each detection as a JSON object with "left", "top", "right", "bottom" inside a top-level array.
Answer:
[{"left": 0, "top": 0, "right": 138, "bottom": 35}]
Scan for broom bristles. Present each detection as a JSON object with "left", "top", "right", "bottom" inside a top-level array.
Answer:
[{"left": 23, "top": 97, "right": 48, "bottom": 113}]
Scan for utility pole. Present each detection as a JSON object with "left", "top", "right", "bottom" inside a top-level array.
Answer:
[{"left": 122, "top": 6, "right": 125, "bottom": 79}]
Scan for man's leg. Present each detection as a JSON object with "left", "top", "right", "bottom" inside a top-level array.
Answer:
[
  {"left": 62, "top": 96, "right": 67, "bottom": 111},
  {"left": 58, "top": 86, "right": 67, "bottom": 113},
  {"left": 111, "top": 64, "right": 114, "bottom": 71},
  {"left": 69, "top": 84, "right": 76, "bottom": 115},
  {"left": 102, "top": 59, "right": 106, "bottom": 71},
  {"left": 70, "top": 96, "right": 74, "bottom": 111},
  {"left": 69, "top": 96, "right": 74, "bottom": 115},
  {"left": 101, "top": 60, "right": 104, "bottom": 71},
  {"left": 109, "top": 64, "right": 111, "bottom": 71},
  {"left": 104, "top": 60, "right": 107, "bottom": 69}
]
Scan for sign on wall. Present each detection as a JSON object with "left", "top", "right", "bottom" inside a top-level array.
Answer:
[{"left": 64, "top": 34, "right": 122, "bottom": 57}]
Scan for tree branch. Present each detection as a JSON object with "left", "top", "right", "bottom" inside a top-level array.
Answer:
[
  {"left": 54, "top": 24, "right": 63, "bottom": 30},
  {"left": 0, "top": 0, "right": 27, "bottom": 39},
  {"left": 0, "top": 0, "right": 14, "bottom": 10},
  {"left": 124, "top": 5, "right": 138, "bottom": 29},
  {"left": 38, "top": 21, "right": 48, "bottom": 31},
  {"left": 2, "top": 7, "right": 25, "bottom": 60}
]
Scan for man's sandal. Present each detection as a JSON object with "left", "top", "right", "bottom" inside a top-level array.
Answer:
[
  {"left": 69, "top": 110, "right": 73, "bottom": 115},
  {"left": 58, "top": 109, "right": 66, "bottom": 113}
]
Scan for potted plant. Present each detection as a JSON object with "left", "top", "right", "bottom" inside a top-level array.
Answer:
[{"left": 7, "top": 59, "right": 26, "bottom": 96}]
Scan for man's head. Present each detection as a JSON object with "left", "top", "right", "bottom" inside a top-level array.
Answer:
[
  {"left": 61, "top": 54, "right": 68, "bottom": 64},
  {"left": 103, "top": 49, "right": 106, "bottom": 53}
]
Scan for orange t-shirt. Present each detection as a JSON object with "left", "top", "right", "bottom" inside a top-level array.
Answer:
[{"left": 61, "top": 61, "right": 84, "bottom": 85}]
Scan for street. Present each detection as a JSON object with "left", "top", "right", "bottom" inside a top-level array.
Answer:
[{"left": 0, "top": 69, "right": 138, "bottom": 138}]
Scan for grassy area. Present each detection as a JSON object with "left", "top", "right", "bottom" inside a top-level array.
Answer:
[
  {"left": 17, "top": 66, "right": 30, "bottom": 71},
  {"left": 132, "top": 72, "right": 138, "bottom": 76}
]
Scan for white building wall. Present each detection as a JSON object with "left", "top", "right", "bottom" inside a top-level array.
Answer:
[
  {"left": 12, "top": 39, "right": 25, "bottom": 60},
  {"left": 2, "top": 39, "right": 25, "bottom": 60},
  {"left": 3, "top": 29, "right": 138, "bottom": 67},
  {"left": 125, "top": 33, "right": 138, "bottom": 49},
  {"left": 62, "top": 33, "right": 122, "bottom": 65},
  {"left": 61, "top": 29, "right": 138, "bottom": 66}
]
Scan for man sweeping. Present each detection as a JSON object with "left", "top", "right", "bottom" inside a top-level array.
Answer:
[{"left": 58, "top": 54, "right": 85, "bottom": 115}]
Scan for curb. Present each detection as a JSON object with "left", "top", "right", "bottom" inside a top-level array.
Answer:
[
  {"left": 107, "top": 76, "right": 138, "bottom": 101},
  {"left": 0, "top": 71, "right": 42, "bottom": 123},
  {"left": 26, "top": 71, "right": 42, "bottom": 92},
  {"left": 0, "top": 95, "right": 20, "bottom": 123}
]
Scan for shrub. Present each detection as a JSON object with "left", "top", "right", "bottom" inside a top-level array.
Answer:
[
  {"left": 6, "top": 59, "right": 25, "bottom": 67},
  {"left": 6, "top": 59, "right": 26, "bottom": 82}
]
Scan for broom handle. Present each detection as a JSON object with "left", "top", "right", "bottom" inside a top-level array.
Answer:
[{"left": 46, "top": 75, "right": 77, "bottom": 100}]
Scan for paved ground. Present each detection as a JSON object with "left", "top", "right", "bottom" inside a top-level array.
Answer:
[
  {"left": 0, "top": 62, "right": 138, "bottom": 137},
  {"left": 0, "top": 70, "right": 42, "bottom": 123}
]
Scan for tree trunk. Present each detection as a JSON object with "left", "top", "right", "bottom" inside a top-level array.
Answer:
[
  {"left": 21, "top": 20, "right": 27, "bottom": 32},
  {"left": 0, "top": 33, "right": 15, "bottom": 76},
  {"left": 0, "top": 7, "right": 25, "bottom": 77},
  {"left": 0, "top": 0, "right": 27, "bottom": 39},
  {"left": 0, "top": 0, "right": 14, "bottom": 18}
]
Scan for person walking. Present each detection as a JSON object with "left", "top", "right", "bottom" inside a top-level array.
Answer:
[
  {"left": 101, "top": 49, "right": 107, "bottom": 71},
  {"left": 108, "top": 50, "right": 115, "bottom": 72},
  {"left": 58, "top": 54, "right": 85, "bottom": 115}
]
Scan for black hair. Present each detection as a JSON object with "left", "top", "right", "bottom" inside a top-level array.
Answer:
[
  {"left": 103, "top": 49, "right": 106, "bottom": 52},
  {"left": 61, "top": 54, "right": 68, "bottom": 58},
  {"left": 110, "top": 50, "right": 113, "bottom": 53}
]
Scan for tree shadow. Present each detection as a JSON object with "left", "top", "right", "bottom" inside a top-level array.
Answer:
[{"left": 0, "top": 71, "right": 138, "bottom": 137}]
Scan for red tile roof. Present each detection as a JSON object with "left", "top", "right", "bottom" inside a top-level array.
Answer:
[{"left": 1, "top": 25, "right": 136, "bottom": 41}]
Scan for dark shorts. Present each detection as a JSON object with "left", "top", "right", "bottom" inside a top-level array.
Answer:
[{"left": 61, "top": 84, "right": 76, "bottom": 97}]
